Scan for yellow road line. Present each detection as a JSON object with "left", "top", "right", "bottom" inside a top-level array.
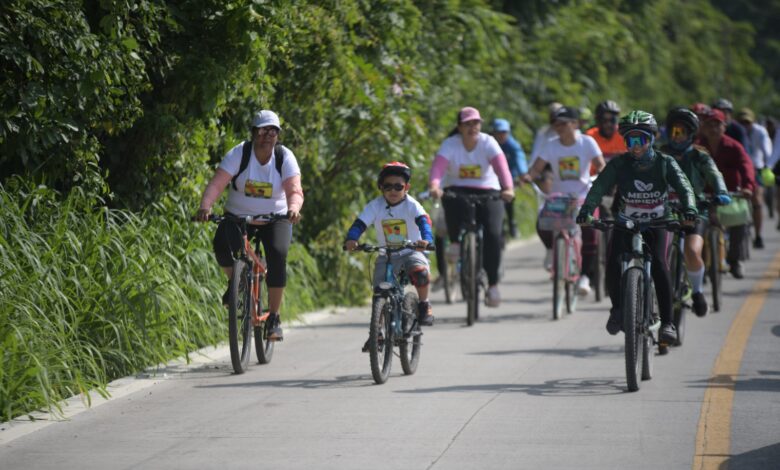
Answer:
[{"left": 693, "top": 250, "right": 780, "bottom": 470}]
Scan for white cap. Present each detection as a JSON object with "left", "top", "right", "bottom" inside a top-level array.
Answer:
[{"left": 251, "top": 110, "right": 281, "bottom": 130}]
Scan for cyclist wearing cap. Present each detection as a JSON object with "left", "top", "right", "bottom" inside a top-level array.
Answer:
[
  {"left": 491, "top": 118, "right": 528, "bottom": 238},
  {"left": 711, "top": 98, "right": 749, "bottom": 151},
  {"left": 698, "top": 108, "right": 756, "bottom": 279},
  {"left": 576, "top": 110, "right": 698, "bottom": 344},
  {"left": 522, "top": 106, "right": 605, "bottom": 296},
  {"left": 429, "top": 106, "right": 515, "bottom": 307},
  {"left": 661, "top": 107, "right": 730, "bottom": 317},
  {"left": 735, "top": 107, "right": 773, "bottom": 249},
  {"left": 345, "top": 162, "right": 435, "bottom": 344},
  {"left": 196, "top": 109, "right": 304, "bottom": 341}
]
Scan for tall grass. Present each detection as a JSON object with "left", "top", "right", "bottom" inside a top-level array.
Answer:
[{"left": 0, "top": 180, "right": 319, "bottom": 421}]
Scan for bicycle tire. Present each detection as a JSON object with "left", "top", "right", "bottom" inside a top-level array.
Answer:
[
  {"left": 228, "top": 259, "right": 253, "bottom": 374},
  {"left": 642, "top": 281, "right": 656, "bottom": 381},
  {"left": 670, "top": 239, "right": 687, "bottom": 347},
  {"left": 552, "top": 236, "right": 565, "bottom": 320},
  {"left": 369, "top": 296, "right": 393, "bottom": 384},
  {"left": 399, "top": 292, "right": 421, "bottom": 375},
  {"left": 594, "top": 230, "right": 605, "bottom": 302},
  {"left": 463, "top": 232, "right": 478, "bottom": 326},
  {"left": 622, "top": 267, "right": 644, "bottom": 392},
  {"left": 254, "top": 288, "right": 274, "bottom": 364},
  {"left": 708, "top": 228, "right": 722, "bottom": 312},
  {"left": 565, "top": 239, "right": 578, "bottom": 314},
  {"left": 436, "top": 236, "right": 454, "bottom": 304}
]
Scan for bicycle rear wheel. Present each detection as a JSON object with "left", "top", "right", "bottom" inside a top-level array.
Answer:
[
  {"left": 594, "top": 230, "right": 605, "bottom": 302},
  {"left": 622, "top": 267, "right": 644, "bottom": 392},
  {"left": 670, "top": 240, "right": 688, "bottom": 347},
  {"left": 552, "top": 236, "right": 565, "bottom": 320},
  {"left": 369, "top": 296, "right": 393, "bottom": 384},
  {"left": 400, "top": 292, "right": 421, "bottom": 375},
  {"left": 642, "top": 281, "right": 656, "bottom": 381},
  {"left": 229, "top": 259, "right": 253, "bottom": 374},
  {"left": 254, "top": 291, "right": 274, "bottom": 364},
  {"left": 707, "top": 228, "right": 722, "bottom": 312},
  {"left": 462, "top": 232, "right": 479, "bottom": 326}
]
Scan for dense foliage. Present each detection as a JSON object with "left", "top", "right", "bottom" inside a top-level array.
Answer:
[{"left": 1, "top": 0, "right": 776, "bottom": 419}]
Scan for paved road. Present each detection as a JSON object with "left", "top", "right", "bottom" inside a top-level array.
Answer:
[{"left": 2, "top": 227, "right": 779, "bottom": 469}]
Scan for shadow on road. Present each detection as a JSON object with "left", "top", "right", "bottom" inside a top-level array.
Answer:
[
  {"left": 685, "top": 372, "right": 780, "bottom": 393},
  {"left": 714, "top": 441, "right": 780, "bottom": 469},
  {"left": 194, "top": 374, "right": 374, "bottom": 390},
  {"left": 470, "top": 344, "right": 622, "bottom": 358},
  {"left": 396, "top": 377, "right": 626, "bottom": 397},
  {"left": 771, "top": 324, "right": 780, "bottom": 337}
]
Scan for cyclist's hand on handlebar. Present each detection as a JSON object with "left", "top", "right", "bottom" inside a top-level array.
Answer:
[
  {"left": 414, "top": 240, "right": 429, "bottom": 251},
  {"left": 576, "top": 211, "right": 593, "bottom": 225},
  {"left": 714, "top": 193, "right": 732, "bottom": 206},
  {"left": 195, "top": 207, "right": 211, "bottom": 222},
  {"left": 682, "top": 208, "right": 698, "bottom": 222},
  {"left": 287, "top": 209, "right": 302, "bottom": 224},
  {"left": 500, "top": 188, "right": 515, "bottom": 202},
  {"left": 344, "top": 240, "right": 358, "bottom": 252},
  {"left": 740, "top": 188, "right": 753, "bottom": 198},
  {"left": 429, "top": 187, "right": 443, "bottom": 200}
]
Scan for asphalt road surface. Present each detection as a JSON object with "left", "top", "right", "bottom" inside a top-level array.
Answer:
[{"left": 2, "top": 227, "right": 779, "bottom": 470}]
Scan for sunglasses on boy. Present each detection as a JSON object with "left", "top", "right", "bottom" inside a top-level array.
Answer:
[
  {"left": 623, "top": 132, "right": 651, "bottom": 148},
  {"left": 382, "top": 183, "right": 406, "bottom": 192}
]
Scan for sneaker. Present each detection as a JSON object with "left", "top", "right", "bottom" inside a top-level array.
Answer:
[
  {"left": 417, "top": 300, "right": 434, "bottom": 326},
  {"left": 485, "top": 285, "right": 501, "bottom": 307},
  {"left": 543, "top": 249, "right": 553, "bottom": 272},
  {"left": 265, "top": 312, "right": 283, "bottom": 341},
  {"left": 659, "top": 322, "right": 678, "bottom": 345},
  {"left": 730, "top": 261, "right": 744, "bottom": 279},
  {"left": 576, "top": 275, "right": 591, "bottom": 297},
  {"left": 446, "top": 242, "right": 460, "bottom": 263},
  {"left": 606, "top": 307, "right": 622, "bottom": 335},
  {"left": 753, "top": 236, "right": 764, "bottom": 249},
  {"left": 692, "top": 291, "right": 708, "bottom": 317}
]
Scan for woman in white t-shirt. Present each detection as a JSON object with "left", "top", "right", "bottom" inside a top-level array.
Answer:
[
  {"left": 428, "top": 106, "right": 515, "bottom": 307},
  {"left": 522, "top": 106, "right": 605, "bottom": 296},
  {"left": 196, "top": 110, "right": 304, "bottom": 341}
]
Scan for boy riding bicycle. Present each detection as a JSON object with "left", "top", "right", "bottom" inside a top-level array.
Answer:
[{"left": 344, "top": 162, "right": 436, "bottom": 350}]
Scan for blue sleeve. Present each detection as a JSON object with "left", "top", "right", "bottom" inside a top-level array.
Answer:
[
  {"left": 504, "top": 137, "right": 527, "bottom": 178},
  {"left": 415, "top": 215, "right": 434, "bottom": 243},
  {"left": 345, "top": 219, "right": 367, "bottom": 241},
  {"left": 511, "top": 138, "right": 528, "bottom": 175}
]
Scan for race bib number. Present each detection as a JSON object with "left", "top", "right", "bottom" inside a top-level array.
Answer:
[
  {"left": 459, "top": 164, "right": 482, "bottom": 179},
  {"left": 245, "top": 180, "right": 273, "bottom": 198},
  {"left": 382, "top": 219, "right": 408, "bottom": 246},
  {"left": 622, "top": 203, "right": 664, "bottom": 220},
  {"left": 558, "top": 156, "right": 581, "bottom": 180}
]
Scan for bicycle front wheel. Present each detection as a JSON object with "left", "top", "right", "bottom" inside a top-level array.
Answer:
[
  {"left": 369, "top": 296, "right": 393, "bottom": 384},
  {"left": 622, "top": 267, "right": 644, "bottom": 392},
  {"left": 642, "top": 281, "right": 656, "bottom": 381},
  {"left": 229, "top": 259, "right": 253, "bottom": 374},
  {"left": 462, "top": 232, "right": 479, "bottom": 326},
  {"left": 594, "top": 230, "right": 606, "bottom": 302},
  {"left": 399, "top": 292, "right": 421, "bottom": 375},
  {"left": 552, "top": 236, "right": 566, "bottom": 320}
]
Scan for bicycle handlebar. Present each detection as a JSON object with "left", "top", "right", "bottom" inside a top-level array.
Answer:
[
  {"left": 441, "top": 190, "right": 502, "bottom": 202},
  {"left": 587, "top": 217, "right": 682, "bottom": 234},
  {"left": 345, "top": 242, "right": 436, "bottom": 253},
  {"left": 191, "top": 213, "right": 290, "bottom": 224}
]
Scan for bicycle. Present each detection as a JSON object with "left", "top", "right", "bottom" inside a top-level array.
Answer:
[
  {"left": 442, "top": 189, "right": 502, "bottom": 326},
  {"left": 198, "top": 212, "right": 288, "bottom": 374},
  {"left": 590, "top": 216, "right": 682, "bottom": 392},
  {"left": 348, "top": 242, "right": 434, "bottom": 384},
  {"left": 533, "top": 184, "right": 582, "bottom": 320},
  {"left": 700, "top": 196, "right": 728, "bottom": 313},
  {"left": 419, "top": 191, "right": 459, "bottom": 304}
]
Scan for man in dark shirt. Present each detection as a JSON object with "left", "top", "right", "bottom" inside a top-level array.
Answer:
[{"left": 711, "top": 98, "right": 749, "bottom": 152}]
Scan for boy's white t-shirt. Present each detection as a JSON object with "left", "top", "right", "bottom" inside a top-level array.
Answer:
[
  {"left": 537, "top": 133, "right": 602, "bottom": 198},
  {"left": 436, "top": 132, "right": 502, "bottom": 190},
  {"left": 219, "top": 143, "right": 301, "bottom": 216},
  {"left": 357, "top": 195, "right": 428, "bottom": 247}
]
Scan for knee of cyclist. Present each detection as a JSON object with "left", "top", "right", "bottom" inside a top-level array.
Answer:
[{"left": 410, "top": 267, "right": 430, "bottom": 287}]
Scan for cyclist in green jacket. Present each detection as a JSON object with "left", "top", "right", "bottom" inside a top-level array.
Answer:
[
  {"left": 660, "top": 107, "right": 731, "bottom": 318},
  {"left": 576, "top": 111, "right": 698, "bottom": 345}
]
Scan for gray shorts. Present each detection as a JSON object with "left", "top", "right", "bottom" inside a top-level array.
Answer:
[{"left": 373, "top": 250, "right": 429, "bottom": 287}]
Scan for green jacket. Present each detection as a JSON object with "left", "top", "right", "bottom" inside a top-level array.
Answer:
[
  {"left": 582, "top": 150, "right": 697, "bottom": 220},
  {"left": 660, "top": 144, "right": 728, "bottom": 205}
]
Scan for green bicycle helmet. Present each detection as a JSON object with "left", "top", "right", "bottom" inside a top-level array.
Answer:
[{"left": 618, "top": 110, "right": 658, "bottom": 136}]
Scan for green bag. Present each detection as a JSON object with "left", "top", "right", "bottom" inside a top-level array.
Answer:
[
  {"left": 716, "top": 198, "right": 752, "bottom": 227},
  {"left": 760, "top": 167, "right": 775, "bottom": 187}
]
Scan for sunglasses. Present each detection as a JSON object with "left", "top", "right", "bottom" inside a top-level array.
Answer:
[
  {"left": 257, "top": 127, "right": 280, "bottom": 136},
  {"left": 382, "top": 183, "right": 406, "bottom": 192},
  {"left": 624, "top": 132, "right": 651, "bottom": 148},
  {"left": 670, "top": 126, "right": 688, "bottom": 139}
]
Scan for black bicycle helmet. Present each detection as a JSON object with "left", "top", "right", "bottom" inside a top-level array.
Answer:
[
  {"left": 618, "top": 110, "right": 658, "bottom": 136},
  {"left": 665, "top": 107, "right": 699, "bottom": 134},
  {"left": 377, "top": 161, "right": 411, "bottom": 186},
  {"left": 711, "top": 98, "right": 733, "bottom": 112},
  {"left": 595, "top": 100, "right": 621, "bottom": 118}
]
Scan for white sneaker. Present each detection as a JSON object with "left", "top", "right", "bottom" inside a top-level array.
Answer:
[
  {"left": 543, "top": 249, "right": 553, "bottom": 272},
  {"left": 485, "top": 286, "right": 501, "bottom": 307},
  {"left": 446, "top": 242, "right": 460, "bottom": 264},
  {"left": 576, "top": 275, "right": 591, "bottom": 297}
]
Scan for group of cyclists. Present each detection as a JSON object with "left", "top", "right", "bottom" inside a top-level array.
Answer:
[{"left": 195, "top": 100, "right": 777, "bottom": 352}]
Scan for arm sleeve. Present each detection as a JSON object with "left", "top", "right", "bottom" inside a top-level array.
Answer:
[
  {"left": 581, "top": 160, "right": 617, "bottom": 215},
  {"left": 489, "top": 153, "right": 514, "bottom": 190},
  {"left": 415, "top": 215, "right": 434, "bottom": 243},
  {"left": 696, "top": 151, "right": 728, "bottom": 195},
  {"left": 345, "top": 219, "right": 368, "bottom": 241},
  {"left": 429, "top": 155, "right": 450, "bottom": 187},
  {"left": 667, "top": 158, "right": 698, "bottom": 214}
]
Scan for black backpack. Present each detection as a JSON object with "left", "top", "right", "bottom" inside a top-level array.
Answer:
[{"left": 230, "top": 141, "right": 286, "bottom": 191}]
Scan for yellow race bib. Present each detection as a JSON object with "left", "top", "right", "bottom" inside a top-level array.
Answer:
[
  {"left": 245, "top": 180, "right": 273, "bottom": 198},
  {"left": 459, "top": 164, "right": 482, "bottom": 179}
]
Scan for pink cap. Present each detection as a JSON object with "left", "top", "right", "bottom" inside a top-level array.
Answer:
[
  {"left": 459, "top": 106, "right": 482, "bottom": 123},
  {"left": 704, "top": 109, "right": 725, "bottom": 123}
]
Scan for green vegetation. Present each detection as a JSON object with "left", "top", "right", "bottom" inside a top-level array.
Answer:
[{"left": 1, "top": 0, "right": 776, "bottom": 420}]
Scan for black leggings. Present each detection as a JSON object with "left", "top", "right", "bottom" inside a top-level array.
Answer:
[
  {"left": 442, "top": 188, "right": 504, "bottom": 285},
  {"left": 606, "top": 228, "right": 673, "bottom": 324},
  {"left": 213, "top": 218, "right": 292, "bottom": 288}
]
